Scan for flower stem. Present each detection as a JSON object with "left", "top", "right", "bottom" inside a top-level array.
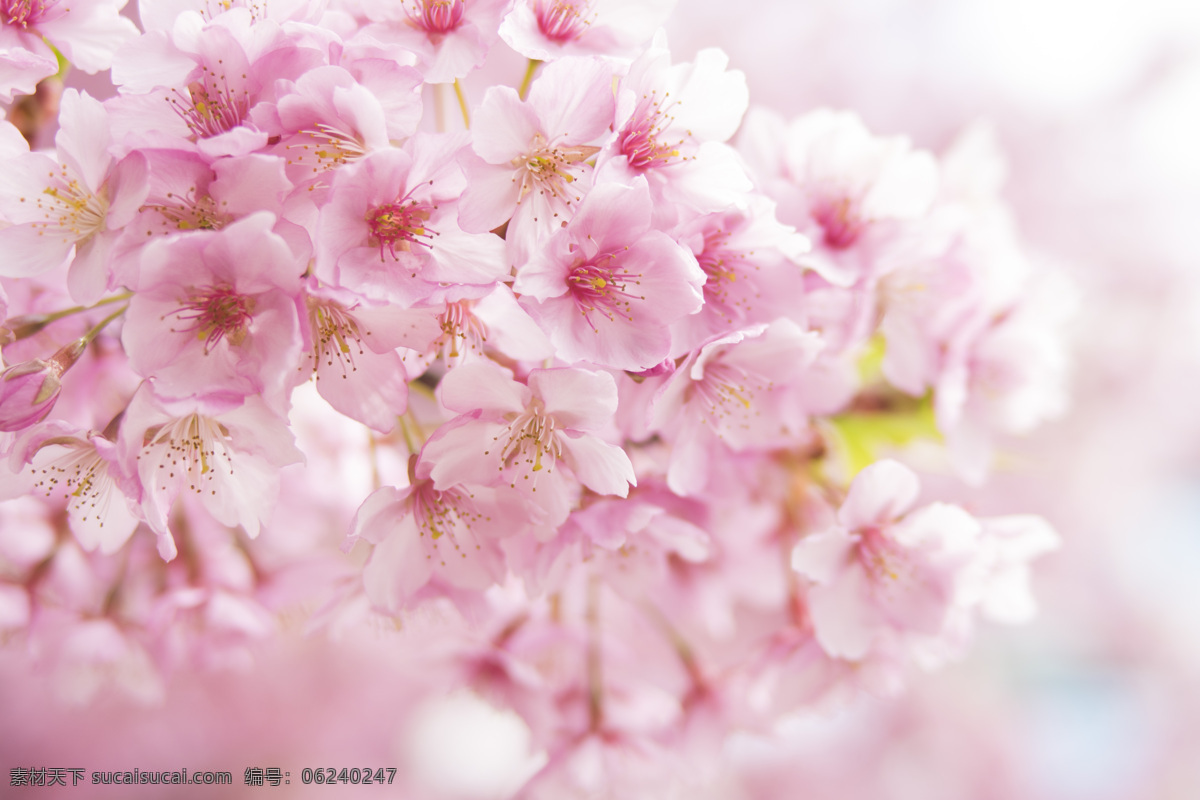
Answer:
[
  {"left": 453, "top": 79, "right": 471, "bottom": 128},
  {"left": 518, "top": 59, "right": 541, "bottom": 100},
  {"left": 81, "top": 305, "right": 129, "bottom": 345},
  {"left": 586, "top": 575, "right": 604, "bottom": 731},
  {"left": 5, "top": 292, "right": 133, "bottom": 342}
]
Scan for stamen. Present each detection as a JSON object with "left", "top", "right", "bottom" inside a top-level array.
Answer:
[
  {"left": 436, "top": 300, "right": 488, "bottom": 361},
  {"left": 367, "top": 185, "right": 439, "bottom": 262},
  {"left": 139, "top": 414, "right": 236, "bottom": 495},
  {"left": 166, "top": 68, "right": 251, "bottom": 140},
  {"left": 31, "top": 438, "right": 118, "bottom": 528},
  {"left": 813, "top": 196, "right": 863, "bottom": 250},
  {"left": 403, "top": 0, "right": 465, "bottom": 34},
  {"left": 19, "top": 163, "right": 109, "bottom": 245},
  {"left": 567, "top": 252, "right": 644, "bottom": 332},
  {"left": 511, "top": 133, "right": 599, "bottom": 220},
  {"left": 306, "top": 298, "right": 368, "bottom": 379},
  {"left": 2, "top": 0, "right": 59, "bottom": 27},
  {"left": 484, "top": 400, "right": 563, "bottom": 489},
  {"left": 143, "top": 188, "right": 229, "bottom": 233},
  {"left": 533, "top": 0, "right": 594, "bottom": 42},
  {"left": 696, "top": 227, "right": 759, "bottom": 322},
  {"left": 165, "top": 284, "right": 256, "bottom": 353},
  {"left": 285, "top": 122, "right": 369, "bottom": 173},
  {"left": 619, "top": 91, "right": 686, "bottom": 171},
  {"left": 687, "top": 359, "right": 768, "bottom": 435}
]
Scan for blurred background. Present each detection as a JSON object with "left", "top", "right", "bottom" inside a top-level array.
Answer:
[
  {"left": 4, "top": 0, "right": 1200, "bottom": 797},
  {"left": 666, "top": 1, "right": 1200, "bottom": 797}
]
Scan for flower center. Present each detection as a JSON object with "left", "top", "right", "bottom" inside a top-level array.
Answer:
[
  {"left": 813, "top": 196, "right": 864, "bottom": 250},
  {"left": 858, "top": 526, "right": 907, "bottom": 584},
  {"left": 23, "top": 164, "right": 109, "bottom": 244},
  {"left": 146, "top": 189, "right": 229, "bottom": 233},
  {"left": 412, "top": 480, "right": 484, "bottom": 543},
  {"left": 367, "top": 198, "right": 437, "bottom": 261},
  {"left": 534, "top": 0, "right": 593, "bottom": 42},
  {"left": 686, "top": 359, "right": 762, "bottom": 431},
  {"left": 286, "top": 121, "right": 369, "bottom": 172},
  {"left": 487, "top": 401, "right": 562, "bottom": 486},
  {"left": 513, "top": 133, "right": 599, "bottom": 214},
  {"left": 437, "top": 300, "right": 487, "bottom": 361},
  {"left": 406, "top": 0, "right": 465, "bottom": 34},
  {"left": 306, "top": 299, "right": 367, "bottom": 379},
  {"left": 141, "top": 414, "right": 235, "bottom": 490},
  {"left": 168, "top": 284, "right": 256, "bottom": 353},
  {"left": 31, "top": 438, "right": 116, "bottom": 526},
  {"left": 2, "top": 0, "right": 58, "bottom": 27},
  {"left": 567, "top": 254, "right": 644, "bottom": 332},
  {"left": 197, "top": 0, "right": 268, "bottom": 23},
  {"left": 168, "top": 72, "right": 251, "bottom": 140},
  {"left": 696, "top": 228, "right": 756, "bottom": 322},
  {"left": 619, "top": 93, "right": 684, "bottom": 171}
]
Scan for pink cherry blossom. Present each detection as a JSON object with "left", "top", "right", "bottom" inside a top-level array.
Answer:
[
  {"left": 934, "top": 272, "right": 1073, "bottom": 483},
  {"left": 256, "top": 63, "right": 421, "bottom": 184},
  {"left": 597, "top": 38, "right": 752, "bottom": 225},
  {"left": 349, "top": 453, "right": 519, "bottom": 611},
  {"left": 300, "top": 282, "right": 432, "bottom": 433},
  {"left": 7, "top": 421, "right": 140, "bottom": 553},
  {"left": 791, "top": 459, "right": 984, "bottom": 661},
  {"left": 423, "top": 360, "right": 636, "bottom": 533},
  {"left": 0, "top": 90, "right": 149, "bottom": 302},
  {"left": 316, "top": 135, "right": 508, "bottom": 306},
  {"left": 0, "top": 337, "right": 85, "bottom": 431},
  {"left": 110, "top": 149, "right": 295, "bottom": 285},
  {"left": 499, "top": 0, "right": 676, "bottom": 61},
  {"left": 121, "top": 212, "right": 304, "bottom": 410},
  {"left": 670, "top": 196, "right": 811, "bottom": 352},
  {"left": 116, "top": 383, "right": 303, "bottom": 560},
  {"left": 648, "top": 319, "right": 824, "bottom": 495},
  {"left": 740, "top": 107, "right": 941, "bottom": 288},
  {"left": 109, "top": 7, "right": 325, "bottom": 158},
  {"left": 358, "top": 0, "right": 511, "bottom": 84},
  {"left": 0, "top": 0, "right": 139, "bottom": 102},
  {"left": 457, "top": 55, "right": 615, "bottom": 261},
  {"left": 512, "top": 179, "right": 705, "bottom": 371}
]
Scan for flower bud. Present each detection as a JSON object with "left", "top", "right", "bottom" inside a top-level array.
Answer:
[{"left": 0, "top": 338, "right": 86, "bottom": 431}]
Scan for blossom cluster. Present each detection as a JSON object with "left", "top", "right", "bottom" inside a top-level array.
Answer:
[{"left": 0, "top": 0, "right": 1070, "bottom": 792}]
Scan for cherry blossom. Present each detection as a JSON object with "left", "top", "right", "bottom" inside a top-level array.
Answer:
[
  {"left": 116, "top": 383, "right": 303, "bottom": 560},
  {"left": 0, "top": 3, "right": 1077, "bottom": 793},
  {"left": 791, "top": 459, "right": 1021, "bottom": 662},
  {"left": 316, "top": 134, "right": 508, "bottom": 306},
  {"left": 512, "top": 179, "right": 705, "bottom": 371},
  {"left": 423, "top": 360, "right": 636, "bottom": 533},
  {"left": 458, "top": 55, "right": 615, "bottom": 262},
  {"left": 358, "top": 0, "right": 511, "bottom": 84},
  {"left": 0, "top": 90, "right": 149, "bottom": 301},
  {"left": 499, "top": 0, "right": 676, "bottom": 61},
  {"left": 0, "top": 0, "right": 139, "bottom": 102}
]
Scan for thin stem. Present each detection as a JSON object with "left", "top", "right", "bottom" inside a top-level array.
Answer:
[
  {"left": 639, "top": 600, "right": 705, "bottom": 688},
  {"left": 586, "top": 575, "right": 604, "bottom": 731},
  {"left": 407, "top": 378, "right": 438, "bottom": 404},
  {"left": 518, "top": 58, "right": 541, "bottom": 100},
  {"left": 82, "top": 305, "right": 129, "bottom": 345},
  {"left": 452, "top": 79, "right": 471, "bottom": 128},
  {"left": 367, "top": 432, "right": 383, "bottom": 490},
  {"left": 397, "top": 411, "right": 427, "bottom": 457},
  {"left": 433, "top": 83, "right": 447, "bottom": 133},
  {"left": 6, "top": 292, "right": 133, "bottom": 341}
]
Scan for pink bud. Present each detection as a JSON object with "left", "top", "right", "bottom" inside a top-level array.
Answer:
[{"left": 0, "top": 338, "right": 85, "bottom": 431}]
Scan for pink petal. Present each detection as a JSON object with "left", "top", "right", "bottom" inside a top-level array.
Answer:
[
  {"left": 528, "top": 368, "right": 618, "bottom": 431},
  {"left": 837, "top": 459, "right": 920, "bottom": 530},
  {"left": 559, "top": 432, "right": 635, "bottom": 498}
]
